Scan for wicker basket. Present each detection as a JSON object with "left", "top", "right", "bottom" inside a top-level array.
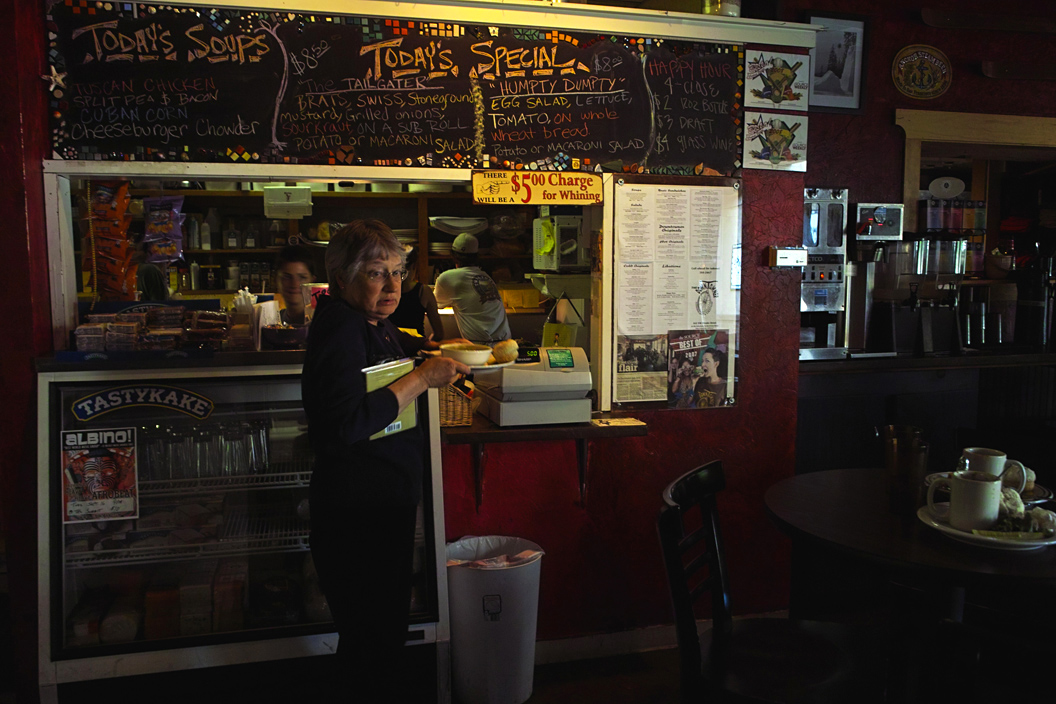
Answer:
[{"left": 439, "top": 384, "right": 473, "bottom": 426}]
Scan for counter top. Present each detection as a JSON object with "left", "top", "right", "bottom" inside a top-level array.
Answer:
[
  {"left": 799, "top": 350, "right": 1056, "bottom": 375},
  {"left": 441, "top": 412, "right": 648, "bottom": 444},
  {"left": 36, "top": 350, "right": 306, "bottom": 373},
  {"left": 441, "top": 412, "right": 649, "bottom": 509}
]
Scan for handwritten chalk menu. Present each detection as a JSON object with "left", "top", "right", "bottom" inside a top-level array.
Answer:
[{"left": 46, "top": 3, "right": 743, "bottom": 174}]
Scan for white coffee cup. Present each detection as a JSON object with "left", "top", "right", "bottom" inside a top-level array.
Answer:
[
  {"left": 927, "top": 470, "right": 1004, "bottom": 532},
  {"left": 957, "top": 447, "right": 1027, "bottom": 489}
]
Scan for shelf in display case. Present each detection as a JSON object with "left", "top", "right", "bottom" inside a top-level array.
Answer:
[
  {"left": 140, "top": 464, "right": 312, "bottom": 498},
  {"left": 65, "top": 514, "right": 310, "bottom": 569}
]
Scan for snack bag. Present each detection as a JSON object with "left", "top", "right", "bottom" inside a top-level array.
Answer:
[
  {"left": 142, "top": 196, "right": 185, "bottom": 264},
  {"left": 84, "top": 182, "right": 135, "bottom": 300},
  {"left": 89, "top": 181, "right": 131, "bottom": 220}
]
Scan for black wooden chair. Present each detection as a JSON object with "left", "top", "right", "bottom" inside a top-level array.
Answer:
[{"left": 657, "top": 461, "right": 889, "bottom": 703}]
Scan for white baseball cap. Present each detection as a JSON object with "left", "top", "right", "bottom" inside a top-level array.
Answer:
[{"left": 452, "top": 233, "right": 479, "bottom": 254}]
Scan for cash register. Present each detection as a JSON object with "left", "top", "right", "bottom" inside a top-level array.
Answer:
[{"left": 473, "top": 347, "right": 592, "bottom": 426}]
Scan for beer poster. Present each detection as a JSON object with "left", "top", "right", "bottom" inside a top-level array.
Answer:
[{"left": 61, "top": 427, "right": 139, "bottom": 523}]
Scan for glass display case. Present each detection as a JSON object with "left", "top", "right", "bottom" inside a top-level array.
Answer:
[{"left": 36, "top": 362, "right": 450, "bottom": 703}]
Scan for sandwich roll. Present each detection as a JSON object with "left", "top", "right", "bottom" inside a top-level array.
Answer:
[{"left": 491, "top": 339, "right": 519, "bottom": 363}]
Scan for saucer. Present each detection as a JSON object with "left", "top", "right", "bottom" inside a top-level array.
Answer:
[{"left": 917, "top": 504, "right": 1056, "bottom": 551}]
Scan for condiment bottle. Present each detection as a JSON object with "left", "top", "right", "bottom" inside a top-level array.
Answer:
[{"left": 200, "top": 220, "right": 212, "bottom": 251}]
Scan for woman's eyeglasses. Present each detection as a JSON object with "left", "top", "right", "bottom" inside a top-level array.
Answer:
[{"left": 365, "top": 269, "right": 409, "bottom": 283}]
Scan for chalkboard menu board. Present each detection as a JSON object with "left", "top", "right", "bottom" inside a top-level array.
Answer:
[{"left": 46, "top": 3, "right": 743, "bottom": 174}]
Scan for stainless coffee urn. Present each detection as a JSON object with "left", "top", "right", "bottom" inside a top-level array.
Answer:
[{"left": 800, "top": 188, "right": 849, "bottom": 360}]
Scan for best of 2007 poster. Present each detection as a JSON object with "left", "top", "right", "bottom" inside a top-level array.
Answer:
[{"left": 667, "top": 329, "right": 730, "bottom": 409}]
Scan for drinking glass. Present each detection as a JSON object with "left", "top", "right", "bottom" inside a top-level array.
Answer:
[
  {"left": 248, "top": 420, "right": 270, "bottom": 474},
  {"left": 221, "top": 424, "right": 247, "bottom": 477},
  {"left": 194, "top": 427, "right": 221, "bottom": 479},
  {"left": 141, "top": 426, "right": 165, "bottom": 481}
]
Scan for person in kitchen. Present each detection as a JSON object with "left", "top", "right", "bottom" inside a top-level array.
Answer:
[
  {"left": 433, "top": 232, "right": 512, "bottom": 345},
  {"left": 301, "top": 219, "right": 470, "bottom": 702},
  {"left": 693, "top": 347, "right": 728, "bottom": 408},
  {"left": 274, "top": 245, "right": 315, "bottom": 325},
  {"left": 388, "top": 245, "right": 445, "bottom": 341}
]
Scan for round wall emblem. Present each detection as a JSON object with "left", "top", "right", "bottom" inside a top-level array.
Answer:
[{"left": 892, "top": 44, "right": 951, "bottom": 99}]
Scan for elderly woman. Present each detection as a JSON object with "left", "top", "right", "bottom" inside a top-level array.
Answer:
[{"left": 301, "top": 220, "right": 470, "bottom": 700}]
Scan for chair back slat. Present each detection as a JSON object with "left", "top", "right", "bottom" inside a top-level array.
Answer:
[{"left": 657, "top": 460, "right": 735, "bottom": 688}]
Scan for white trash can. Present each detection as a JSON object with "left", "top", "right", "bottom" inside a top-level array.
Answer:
[{"left": 446, "top": 536, "right": 544, "bottom": 704}]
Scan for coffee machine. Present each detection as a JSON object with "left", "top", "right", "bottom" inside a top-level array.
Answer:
[
  {"left": 861, "top": 231, "right": 966, "bottom": 356},
  {"left": 846, "top": 203, "right": 905, "bottom": 357},
  {"left": 800, "top": 188, "right": 849, "bottom": 360}
]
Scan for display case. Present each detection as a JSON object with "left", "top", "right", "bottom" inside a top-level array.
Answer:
[{"left": 36, "top": 361, "right": 450, "bottom": 704}]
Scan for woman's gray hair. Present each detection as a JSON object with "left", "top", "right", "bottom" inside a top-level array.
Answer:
[{"left": 325, "top": 219, "right": 406, "bottom": 292}]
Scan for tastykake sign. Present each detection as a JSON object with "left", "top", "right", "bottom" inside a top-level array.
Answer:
[
  {"left": 473, "top": 170, "right": 602, "bottom": 204},
  {"left": 46, "top": 3, "right": 744, "bottom": 175}
]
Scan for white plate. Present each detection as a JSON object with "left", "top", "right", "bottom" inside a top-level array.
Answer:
[
  {"left": 916, "top": 504, "right": 1056, "bottom": 551},
  {"left": 466, "top": 360, "right": 515, "bottom": 372},
  {"left": 925, "top": 472, "right": 1053, "bottom": 506},
  {"left": 429, "top": 217, "right": 489, "bottom": 236}
]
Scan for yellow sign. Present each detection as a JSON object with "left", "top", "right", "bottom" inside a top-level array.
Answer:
[{"left": 472, "top": 170, "right": 603, "bottom": 205}]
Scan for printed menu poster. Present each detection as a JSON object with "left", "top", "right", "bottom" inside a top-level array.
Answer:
[
  {"left": 613, "top": 183, "right": 740, "bottom": 404},
  {"left": 667, "top": 329, "right": 731, "bottom": 409},
  {"left": 61, "top": 427, "right": 138, "bottom": 523}
]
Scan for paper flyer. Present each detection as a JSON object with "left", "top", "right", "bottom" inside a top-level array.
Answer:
[
  {"left": 61, "top": 427, "right": 138, "bottom": 523},
  {"left": 744, "top": 50, "right": 810, "bottom": 111},
  {"left": 743, "top": 111, "right": 808, "bottom": 172}
]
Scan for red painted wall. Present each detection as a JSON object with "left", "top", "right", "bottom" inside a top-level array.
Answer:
[
  {"left": 1, "top": 1, "right": 51, "bottom": 701},
  {"left": 443, "top": 168, "right": 806, "bottom": 639},
  {"left": 445, "top": 0, "right": 1056, "bottom": 641},
  {"left": 784, "top": 0, "right": 1056, "bottom": 203},
  {"left": 7, "top": 2, "right": 1056, "bottom": 695}
]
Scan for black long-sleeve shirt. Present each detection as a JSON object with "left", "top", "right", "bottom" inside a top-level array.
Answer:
[{"left": 302, "top": 294, "right": 428, "bottom": 508}]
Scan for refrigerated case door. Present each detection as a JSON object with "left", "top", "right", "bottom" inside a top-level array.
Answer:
[{"left": 36, "top": 364, "right": 448, "bottom": 697}]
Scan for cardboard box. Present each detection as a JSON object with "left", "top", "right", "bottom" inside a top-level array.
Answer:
[{"left": 499, "top": 284, "right": 541, "bottom": 309}]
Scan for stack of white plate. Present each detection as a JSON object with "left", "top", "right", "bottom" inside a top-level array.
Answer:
[
  {"left": 429, "top": 242, "right": 453, "bottom": 255},
  {"left": 429, "top": 217, "right": 488, "bottom": 236},
  {"left": 393, "top": 229, "right": 419, "bottom": 246}
]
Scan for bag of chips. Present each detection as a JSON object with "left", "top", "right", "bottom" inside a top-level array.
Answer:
[{"left": 142, "top": 196, "right": 185, "bottom": 264}]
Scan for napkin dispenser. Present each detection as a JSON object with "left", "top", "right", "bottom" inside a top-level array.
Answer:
[{"left": 263, "top": 185, "right": 313, "bottom": 219}]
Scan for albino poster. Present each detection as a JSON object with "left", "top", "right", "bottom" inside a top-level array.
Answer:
[{"left": 61, "top": 427, "right": 139, "bottom": 523}]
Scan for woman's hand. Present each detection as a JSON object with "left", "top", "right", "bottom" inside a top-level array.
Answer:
[
  {"left": 416, "top": 356, "right": 471, "bottom": 387},
  {"left": 422, "top": 335, "right": 473, "bottom": 348},
  {"left": 387, "top": 356, "right": 471, "bottom": 412}
]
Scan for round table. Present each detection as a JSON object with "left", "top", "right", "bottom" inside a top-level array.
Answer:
[
  {"left": 765, "top": 468, "right": 1055, "bottom": 702},
  {"left": 764, "top": 468, "right": 1056, "bottom": 586}
]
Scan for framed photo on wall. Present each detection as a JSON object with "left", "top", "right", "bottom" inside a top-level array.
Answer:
[{"left": 805, "top": 13, "right": 867, "bottom": 112}]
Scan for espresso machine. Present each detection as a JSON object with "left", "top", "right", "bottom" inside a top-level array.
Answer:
[{"left": 800, "top": 188, "right": 849, "bottom": 361}]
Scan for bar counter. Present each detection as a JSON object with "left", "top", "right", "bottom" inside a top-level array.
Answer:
[
  {"left": 796, "top": 348, "right": 1056, "bottom": 477},
  {"left": 799, "top": 349, "right": 1056, "bottom": 375}
]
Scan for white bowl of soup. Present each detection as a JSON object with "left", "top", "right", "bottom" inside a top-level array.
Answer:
[{"left": 439, "top": 343, "right": 493, "bottom": 366}]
